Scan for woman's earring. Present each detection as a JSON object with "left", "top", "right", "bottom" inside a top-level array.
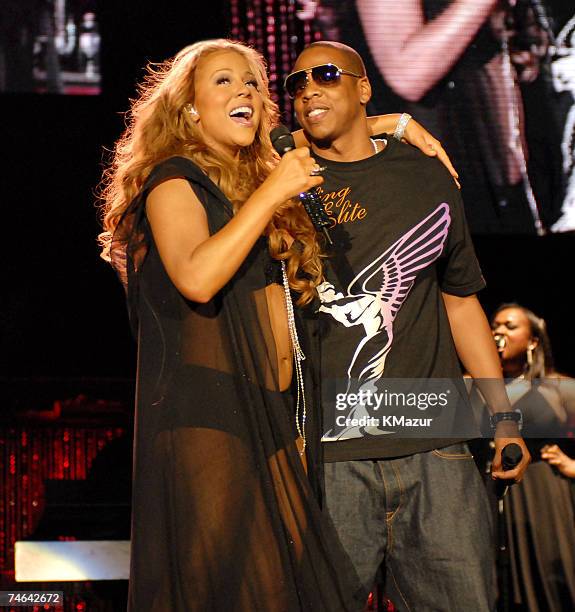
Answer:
[
  {"left": 186, "top": 104, "right": 199, "bottom": 119},
  {"left": 527, "top": 345, "right": 534, "bottom": 367}
]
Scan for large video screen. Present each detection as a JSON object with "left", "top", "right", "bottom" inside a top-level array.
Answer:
[
  {"left": 315, "top": 1, "right": 575, "bottom": 235},
  {"left": 0, "top": 0, "right": 100, "bottom": 95},
  {"left": 231, "top": 0, "right": 575, "bottom": 235}
]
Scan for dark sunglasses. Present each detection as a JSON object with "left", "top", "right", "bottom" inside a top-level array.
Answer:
[{"left": 284, "top": 63, "right": 364, "bottom": 99}]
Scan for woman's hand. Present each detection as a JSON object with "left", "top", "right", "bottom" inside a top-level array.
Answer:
[
  {"left": 260, "top": 147, "right": 323, "bottom": 205},
  {"left": 366, "top": 114, "right": 460, "bottom": 187},
  {"left": 541, "top": 444, "right": 575, "bottom": 478},
  {"left": 403, "top": 118, "right": 460, "bottom": 188}
]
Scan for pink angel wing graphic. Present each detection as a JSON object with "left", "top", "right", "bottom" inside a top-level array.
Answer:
[
  {"left": 353, "top": 203, "right": 451, "bottom": 385},
  {"left": 319, "top": 203, "right": 451, "bottom": 388}
]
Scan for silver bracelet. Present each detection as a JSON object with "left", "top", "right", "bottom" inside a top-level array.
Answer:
[{"left": 393, "top": 113, "right": 412, "bottom": 141}]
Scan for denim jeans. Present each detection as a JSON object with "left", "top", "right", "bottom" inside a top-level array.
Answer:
[{"left": 323, "top": 443, "right": 495, "bottom": 611}]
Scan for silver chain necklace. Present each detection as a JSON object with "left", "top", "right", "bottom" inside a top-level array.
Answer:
[{"left": 281, "top": 261, "right": 307, "bottom": 454}]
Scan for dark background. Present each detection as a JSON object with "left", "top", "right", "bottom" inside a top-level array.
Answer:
[
  {"left": 2, "top": 1, "right": 225, "bottom": 383},
  {"left": 1, "top": 0, "right": 574, "bottom": 385}
]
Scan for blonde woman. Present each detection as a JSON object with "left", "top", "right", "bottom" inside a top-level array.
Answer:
[{"left": 99, "top": 38, "right": 455, "bottom": 611}]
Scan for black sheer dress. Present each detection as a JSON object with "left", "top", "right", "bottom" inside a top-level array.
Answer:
[
  {"left": 470, "top": 379, "right": 575, "bottom": 611},
  {"left": 110, "top": 156, "right": 361, "bottom": 611},
  {"left": 505, "top": 383, "right": 575, "bottom": 611}
]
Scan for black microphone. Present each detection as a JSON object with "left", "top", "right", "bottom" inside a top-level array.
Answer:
[
  {"left": 495, "top": 442, "right": 523, "bottom": 499},
  {"left": 494, "top": 333, "right": 507, "bottom": 354},
  {"left": 270, "top": 125, "right": 333, "bottom": 245}
]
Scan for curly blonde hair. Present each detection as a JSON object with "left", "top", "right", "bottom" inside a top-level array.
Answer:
[{"left": 98, "top": 39, "right": 322, "bottom": 304}]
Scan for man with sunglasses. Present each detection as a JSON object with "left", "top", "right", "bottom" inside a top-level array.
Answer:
[{"left": 287, "top": 41, "right": 530, "bottom": 611}]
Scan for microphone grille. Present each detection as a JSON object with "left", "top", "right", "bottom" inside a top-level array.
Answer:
[
  {"left": 270, "top": 125, "right": 295, "bottom": 156},
  {"left": 494, "top": 334, "right": 506, "bottom": 352},
  {"left": 502, "top": 443, "right": 523, "bottom": 469}
]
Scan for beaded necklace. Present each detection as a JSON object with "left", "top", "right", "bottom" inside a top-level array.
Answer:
[
  {"left": 281, "top": 261, "right": 307, "bottom": 454},
  {"left": 370, "top": 137, "right": 385, "bottom": 154}
]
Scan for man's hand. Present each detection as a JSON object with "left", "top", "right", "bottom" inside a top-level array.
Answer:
[
  {"left": 441, "top": 292, "right": 531, "bottom": 483},
  {"left": 491, "top": 422, "right": 531, "bottom": 482}
]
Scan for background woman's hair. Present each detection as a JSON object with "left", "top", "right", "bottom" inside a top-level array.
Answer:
[
  {"left": 98, "top": 38, "right": 322, "bottom": 304},
  {"left": 493, "top": 302, "right": 555, "bottom": 378}
]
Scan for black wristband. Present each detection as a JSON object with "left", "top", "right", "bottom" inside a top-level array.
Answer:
[{"left": 490, "top": 410, "right": 523, "bottom": 431}]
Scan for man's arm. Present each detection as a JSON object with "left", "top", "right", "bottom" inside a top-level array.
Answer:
[{"left": 442, "top": 292, "right": 531, "bottom": 481}]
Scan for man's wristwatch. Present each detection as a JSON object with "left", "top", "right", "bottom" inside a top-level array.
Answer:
[{"left": 489, "top": 410, "right": 523, "bottom": 431}]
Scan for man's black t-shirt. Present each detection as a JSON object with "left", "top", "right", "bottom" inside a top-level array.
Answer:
[{"left": 313, "top": 137, "right": 486, "bottom": 462}]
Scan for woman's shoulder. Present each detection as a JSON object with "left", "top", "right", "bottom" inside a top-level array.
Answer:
[
  {"left": 145, "top": 156, "right": 229, "bottom": 209},
  {"left": 146, "top": 155, "right": 206, "bottom": 188},
  {"left": 541, "top": 372, "right": 575, "bottom": 387}
]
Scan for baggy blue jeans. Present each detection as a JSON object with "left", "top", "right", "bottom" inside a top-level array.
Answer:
[{"left": 323, "top": 443, "right": 495, "bottom": 612}]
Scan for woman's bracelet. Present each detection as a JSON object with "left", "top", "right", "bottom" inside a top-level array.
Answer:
[{"left": 393, "top": 113, "right": 412, "bottom": 141}]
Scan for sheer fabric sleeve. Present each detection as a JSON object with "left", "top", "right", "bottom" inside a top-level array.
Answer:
[{"left": 109, "top": 156, "right": 232, "bottom": 334}]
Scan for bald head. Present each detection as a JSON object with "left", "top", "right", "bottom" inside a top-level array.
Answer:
[
  {"left": 297, "top": 41, "right": 366, "bottom": 77},
  {"left": 291, "top": 40, "right": 372, "bottom": 155}
]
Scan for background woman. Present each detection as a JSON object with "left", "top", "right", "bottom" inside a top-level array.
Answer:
[
  {"left": 490, "top": 303, "right": 575, "bottom": 611},
  {"left": 98, "top": 38, "right": 455, "bottom": 611}
]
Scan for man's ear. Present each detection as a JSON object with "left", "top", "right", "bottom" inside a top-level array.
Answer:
[{"left": 359, "top": 77, "right": 372, "bottom": 106}]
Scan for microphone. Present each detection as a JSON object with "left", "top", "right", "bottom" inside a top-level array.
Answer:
[
  {"left": 495, "top": 442, "right": 523, "bottom": 499},
  {"left": 270, "top": 125, "right": 333, "bottom": 245},
  {"left": 494, "top": 334, "right": 506, "bottom": 353},
  {"left": 494, "top": 442, "right": 523, "bottom": 610}
]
